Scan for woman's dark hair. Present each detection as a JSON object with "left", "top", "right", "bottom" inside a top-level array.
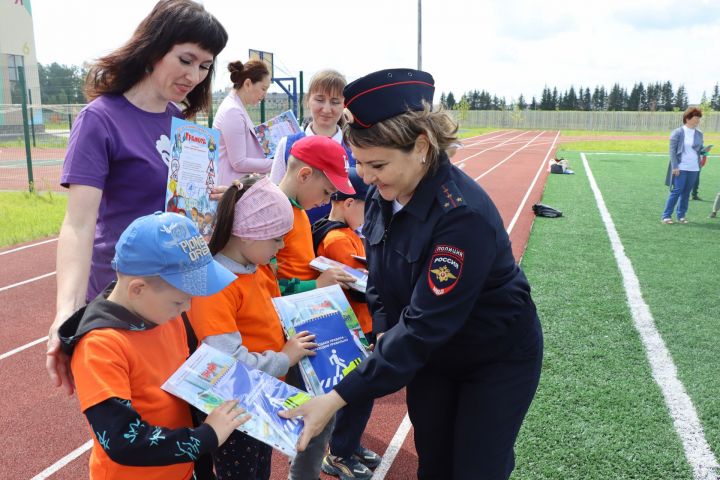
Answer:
[
  {"left": 683, "top": 107, "right": 702, "bottom": 124},
  {"left": 344, "top": 102, "right": 458, "bottom": 173},
  {"left": 229, "top": 60, "right": 270, "bottom": 90},
  {"left": 85, "top": 0, "right": 228, "bottom": 118},
  {"left": 207, "top": 174, "right": 264, "bottom": 255}
]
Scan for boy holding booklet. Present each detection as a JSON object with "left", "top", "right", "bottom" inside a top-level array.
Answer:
[{"left": 58, "top": 212, "right": 247, "bottom": 480}]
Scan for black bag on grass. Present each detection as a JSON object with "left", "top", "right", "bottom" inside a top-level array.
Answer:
[{"left": 532, "top": 203, "right": 563, "bottom": 218}]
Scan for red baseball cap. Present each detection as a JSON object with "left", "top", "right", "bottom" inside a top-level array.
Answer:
[{"left": 289, "top": 136, "right": 355, "bottom": 195}]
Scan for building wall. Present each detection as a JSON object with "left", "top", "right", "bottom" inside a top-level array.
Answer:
[{"left": 0, "top": 0, "right": 42, "bottom": 110}]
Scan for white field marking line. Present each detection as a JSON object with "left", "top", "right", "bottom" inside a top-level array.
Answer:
[
  {"left": 474, "top": 131, "right": 546, "bottom": 181},
  {"left": 372, "top": 413, "right": 413, "bottom": 480},
  {"left": 30, "top": 440, "right": 93, "bottom": 480},
  {"left": 0, "top": 271, "right": 56, "bottom": 293},
  {"left": 582, "top": 152, "right": 720, "bottom": 480},
  {"left": 506, "top": 131, "right": 560, "bottom": 234},
  {"left": 0, "top": 336, "right": 48, "bottom": 361},
  {"left": 373, "top": 135, "right": 550, "bottom": 478},
  {"left": 460, "top": 130, "right": 505, "bottom": 144},
  {"left": 0, "top": 237, "right": 57, "bottom": 256},
  {"left": 453, "top": 131, "right": 534, "bottom": 166},
  {"left": 578, "top": 152, "right": 668, "bottom": 156}
]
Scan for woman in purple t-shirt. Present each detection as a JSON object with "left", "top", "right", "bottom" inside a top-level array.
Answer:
[{"left": 47, "top": 0, "right": 228, "bottom": 395}]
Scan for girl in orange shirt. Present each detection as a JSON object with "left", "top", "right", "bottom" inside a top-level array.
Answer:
[{"left": 188, "top": 174, "right": 316, "bottom": 480}]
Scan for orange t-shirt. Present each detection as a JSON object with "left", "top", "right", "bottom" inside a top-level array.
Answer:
[
  {"left": 316, "top": 227, "right": 373, "bottom": 334},
  {"left": 276, "top": 205, "right": 318, "bottom": 281},
  {"left": 189, "top": 264, "right": 286, "bottom": 354},
  {"left": 71, "top": 317, "right": 194, "bottom": 480}
]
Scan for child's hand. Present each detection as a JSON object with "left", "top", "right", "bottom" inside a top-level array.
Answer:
[
  {"left": 204, "top": 400, "right": 250, "bottom": 445},
  {"left": 282, "top": 331, "right": 318, "bottom": 366},
  {"left": 317, "top": 267, "right": 356, "bottom": 289}
]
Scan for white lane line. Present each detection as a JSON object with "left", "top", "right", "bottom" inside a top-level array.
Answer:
[
  {"left": 30, "top": 440, "right": 93, "bottom": 480},
  {"left": 474, "top": 131, "right": 546, "bottom": 181},
  {"left": 0, "top": 237, "right": 57, "bottom": 256},
  {"left": 582, "top": 152, "right": 719, "bottom": 480},
  {"left": 0, "top": 336, "right": 48, "bottom": 361},
  {"left": 0, "top": 271, "right": 56, "bottom": 293},
  {"left": 373, "top": 414, "right": 413, "bottom": 480},
  {"left": 454, "top": 131, "right": 534, "bottom": 166},
  {"left": 506, "top": 131, "right": 560, "bottom": 234}
]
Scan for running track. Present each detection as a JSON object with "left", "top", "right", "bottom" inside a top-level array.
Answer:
[{"left": 0, "top": 130, "right": 559, "bottom": 479}]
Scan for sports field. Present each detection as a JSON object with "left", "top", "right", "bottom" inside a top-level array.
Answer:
[
  {"left": 2, "top": 130, "right": 719, "bottom": 479},
  {"left": 516, "top": 148, "right": 720, "bottom": 479}
]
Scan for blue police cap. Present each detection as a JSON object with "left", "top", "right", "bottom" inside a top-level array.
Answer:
[
  {"left": 331, "top": 167, "right": 369, "bottom": 201},
  {"left": 343, "top": 68, "right": 435, "bottom": 129}
]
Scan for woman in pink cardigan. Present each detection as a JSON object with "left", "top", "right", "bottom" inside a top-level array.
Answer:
[{"left": 214, "top": 60, "right": 271, "bottom": 184}]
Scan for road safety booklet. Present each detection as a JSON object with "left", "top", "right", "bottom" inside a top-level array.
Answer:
[
  {"left": 309, "top": 256, "right": 368, "bottom": 293},
  {"left": 162, "top": 343, "right": 310, "bottom": 457},
  {"left": 272, "top": 285, "right": 370, "bottom": 396},
  {"left": 254, "top": 110, "right": 301, "bottom": 158},
  {"left": 165, "top": 117, "right": 220, "bottom": 243}
]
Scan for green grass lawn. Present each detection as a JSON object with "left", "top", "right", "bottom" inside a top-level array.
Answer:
[
  {"left": 585, "top": 152, "right": 720, "bottom": 463},
  {"left": 514, "top": 154, "right": 693, "bottom": 479},
  {"left": 0, "top": 191, "right": 67, "bottom": 248}
]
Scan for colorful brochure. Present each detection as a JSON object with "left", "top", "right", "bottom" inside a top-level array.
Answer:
[
  {"left": 161, "top": 343, "right": 310, "bottom": 457},
  {"left": 165, "top": 117, "right": 220, "bottom": 243},
  {"left": 309, "top": 256, "right": 368, "bottom": 293},
  {"left": 295, "top": 310, "right": 366, "bottom": 393},
  {"left": 254, "top": 110, "right": 301, "bottom": 158},
  {"left": 272, "top": 285, "right": 370, "bottom": 396}
]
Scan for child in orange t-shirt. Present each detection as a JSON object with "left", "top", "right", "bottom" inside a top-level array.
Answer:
[
  {"left": 311, "top": 167, "right": 381, "bottom": 478},
  {"left": 276, "top": 135, "right": 358, "bottom": 296},
  {"left": 58, "top": 212, "right": 247, "bottom": 480},
  {"left": 188, "top": 175, "right": 318, "bottom": 480}
]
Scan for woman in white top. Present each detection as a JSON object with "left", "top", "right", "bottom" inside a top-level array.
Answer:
[
  {"left": 662, "top": 107, "right": 710, "bottom": 224},
  {"left": 214, "top": 60, "right": 271, "bottom": 184},
  {"left": 269, "top": 69, "right": 347, "bottom": 184}
]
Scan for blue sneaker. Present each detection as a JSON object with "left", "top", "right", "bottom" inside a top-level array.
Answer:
[
  {"left": 353, "top": 445, "right": 382, "bottom": 470},
  {"left": 321, "top": 454, "right": 373, "bottom": 480}
]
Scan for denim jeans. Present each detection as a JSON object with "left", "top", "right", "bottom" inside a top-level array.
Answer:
[{"left": 663, "top": 170, "right": 700, "bottom": 220}]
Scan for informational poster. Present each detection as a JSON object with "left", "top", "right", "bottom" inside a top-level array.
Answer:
[{"left": 165, "top": 117, "right": 220, "bottom": 243}]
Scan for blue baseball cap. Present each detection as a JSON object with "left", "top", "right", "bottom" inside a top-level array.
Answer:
[
  {"left": 112, "top": 212, "right": 235, "bottom": 296},
  {"left": 331, "top": 167, "right": 369, "bottom": 201}
]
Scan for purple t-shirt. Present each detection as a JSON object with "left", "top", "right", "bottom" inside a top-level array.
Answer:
[{"left": 61, "top": 94, "right": 182, "bottom": 301}]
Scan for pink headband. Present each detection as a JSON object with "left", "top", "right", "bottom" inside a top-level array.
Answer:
[{"left": 231, "top": 177, "right": 294, "bottom": 240}]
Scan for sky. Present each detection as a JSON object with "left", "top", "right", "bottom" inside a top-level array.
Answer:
[{"left": 27, "top": 0, "right": 720, "bottom": 104}]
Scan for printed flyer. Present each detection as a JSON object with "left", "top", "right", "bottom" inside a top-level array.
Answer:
[{"left": 165, "top": 117, "right": 220, "bottom": 243}]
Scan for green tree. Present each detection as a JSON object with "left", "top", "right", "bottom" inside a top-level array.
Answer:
[
  {"left": 439, "top": 92, "right": 447, "bottom": 108},
  {"left": 38, "top": 62, "right": 86, "bottom": 104},
  {"left": 446, "top": 91, "right": 456, "bottom": 110},
  {"left": 674, "top": 85, "right": 688, "bottom": 111},
  {"left": 517, "top": 94, "right": 527, "bottom": 110}
]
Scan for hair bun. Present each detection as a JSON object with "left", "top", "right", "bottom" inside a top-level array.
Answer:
[{"left": 227, "top": 61, "right": 244, "bottom": 74}]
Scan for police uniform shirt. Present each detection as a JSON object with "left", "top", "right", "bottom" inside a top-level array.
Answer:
[{"left": 334, "top": 153, "right": 541, "bottom": 404}]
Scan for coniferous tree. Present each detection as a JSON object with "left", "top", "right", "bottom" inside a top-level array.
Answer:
[
  {"left": 446, "top": 91, "right": 456, "bottom": 109},
  {"left": 660, "top": 81, "right": 674, "bottom": 111},
  {"left": 517, "top": 94, "right": 527, "bottom": 110},
  {"left": 530, "top": 96, "right": 537, "bottom": 110},
  {"left": 439, "top": 92, "right": 447, "bottom": 109},
  {"left": 675, "top": 85, "right": 688, "bottom": 110},
  {"left": 711, "top": 84, "right": 720, "bottom": 110}
]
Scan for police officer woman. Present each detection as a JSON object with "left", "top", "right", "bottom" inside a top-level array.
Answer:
[{"left": 281, "top": 68, "right": 543, "bottom": 480}]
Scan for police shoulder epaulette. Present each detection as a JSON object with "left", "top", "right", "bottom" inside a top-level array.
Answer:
[{"left": 437, "top": 181, "right": 466, "bottom": 212}]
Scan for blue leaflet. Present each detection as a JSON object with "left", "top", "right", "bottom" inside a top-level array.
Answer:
[{"left": 296, "top": 310, "right": 365, "bottom": 393}]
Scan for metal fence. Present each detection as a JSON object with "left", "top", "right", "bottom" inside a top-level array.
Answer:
[{"left": 449, "top": 109, "right": 720, "bottom": 132}]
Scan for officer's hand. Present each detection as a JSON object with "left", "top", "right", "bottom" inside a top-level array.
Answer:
[
  {"left": 316, "top": 267, "right": 356, "bottom": 289},
  {"left": 278, "top": 391, "right": 347, "bottom": 452},
  {"left": 672, "top": 168, "right": 680, "bottom": 177}
]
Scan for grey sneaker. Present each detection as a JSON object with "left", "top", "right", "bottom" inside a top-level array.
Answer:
[
  {"left": 321, "top": 454, "right": 373, "bottom": 480},
  {"left": 353, "top": 445, "right": 382, "bottom": 469}
]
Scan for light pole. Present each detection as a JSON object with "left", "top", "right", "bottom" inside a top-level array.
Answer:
[{"left": 417, "top": 0, "right": 422, "bottom": 70}]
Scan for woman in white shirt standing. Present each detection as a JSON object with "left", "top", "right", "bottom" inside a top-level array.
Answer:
[
  {"left": 662, "top": 107, "right": 709, "bottom": 224},
  {"left": 215, "top": 60, "right": 271, "bottom": 184},
  {"left": 269, "top": 70, "right": 353, "bottom": 223}
]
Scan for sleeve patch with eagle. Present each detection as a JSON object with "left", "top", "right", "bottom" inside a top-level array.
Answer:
[{"left": 428, "top": 244, "right": 464, "bottom": 295}]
